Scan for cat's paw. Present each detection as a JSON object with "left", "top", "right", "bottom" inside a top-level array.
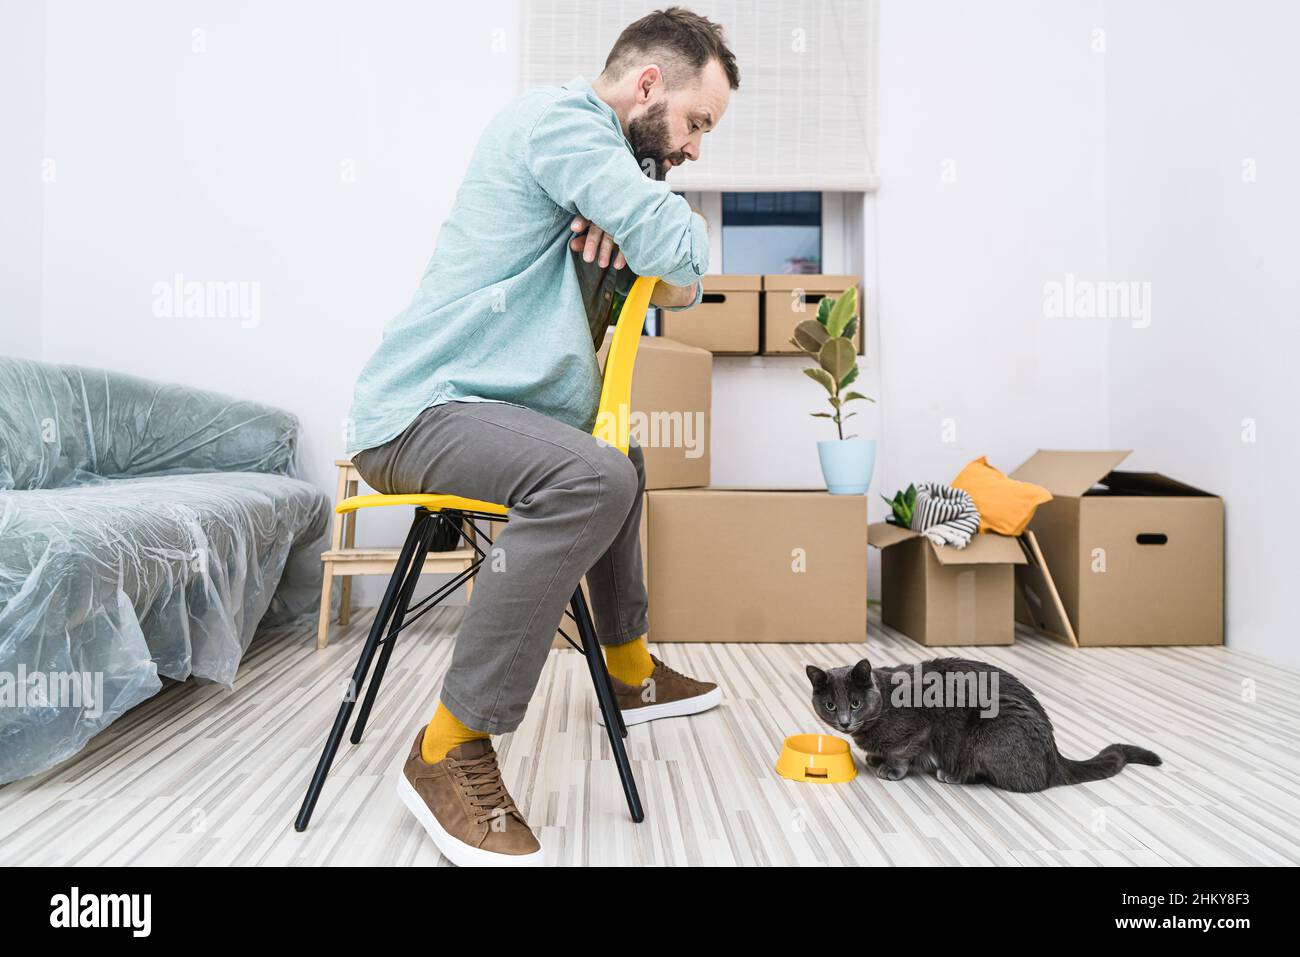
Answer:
[
  {"left": 935, "top": 768, "right": 961, "bottom": 785},
  {"left": 875, "top": 763, "right": 908, "bottom": 782}
]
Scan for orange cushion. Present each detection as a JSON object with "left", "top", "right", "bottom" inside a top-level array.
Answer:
[{"left": 951, "top": 456, "right": 1052, "bottom": 536}]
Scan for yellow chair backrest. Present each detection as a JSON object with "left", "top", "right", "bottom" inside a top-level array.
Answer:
[{"left": 593, "top": 275, "right": 658, "bottom": 456}]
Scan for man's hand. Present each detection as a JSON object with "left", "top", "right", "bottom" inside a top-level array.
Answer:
[{"left": 569, "top": 216, "right": 625, "bottom": 270}]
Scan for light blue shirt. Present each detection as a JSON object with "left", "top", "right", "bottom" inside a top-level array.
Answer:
[{"left": 345, "top": 76, "right": 709, "bottom": 455}]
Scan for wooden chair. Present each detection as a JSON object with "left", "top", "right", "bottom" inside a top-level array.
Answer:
[{"left": 317, "top": 459, "right": 477, "bottom": 650}]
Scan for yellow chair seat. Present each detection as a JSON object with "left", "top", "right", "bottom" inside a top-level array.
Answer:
[
  {"left": 336, "top": 492, "right": 507, "bottom": 516},
  {"left": 337, "top": 274, "right": 658, "bottom": 520}
]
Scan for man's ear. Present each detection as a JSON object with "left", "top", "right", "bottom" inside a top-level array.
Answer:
[
  {"left": 636, "top": 65, "right": 663, "bottom": 104},
  {"left": 805, "top": 665, "right": 828, "bottom": 690},
  {"left": 850, "top": 658, "right": 874, "bottom": 688}
]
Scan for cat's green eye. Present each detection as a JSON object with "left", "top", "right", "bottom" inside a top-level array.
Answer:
[
  {"left": 823, "top": 700, "right": 837, "bottom": 712},
  {"left": 850, "top": 699, "right": 862, "bottom": 709}
]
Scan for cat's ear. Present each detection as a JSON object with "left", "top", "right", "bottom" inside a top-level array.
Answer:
[
  {"left": 850, "top": 659, "right": 874, "bottom": 687},
  {"left": 805, "top": 665, "right": 828, "bottom": 690}
]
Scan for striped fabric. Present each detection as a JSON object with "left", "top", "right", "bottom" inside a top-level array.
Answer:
[{"left": 910, "top": 482, "right": 981, "bottom": 549}]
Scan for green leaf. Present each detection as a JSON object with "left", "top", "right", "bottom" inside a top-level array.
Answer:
[
  {"left": 842, "top": 391, "right": 875, "bottom": 403},
  {"left": 802, "top": 367, "right": 836, "bottom": 395},
  {"left": 818, "top": 337, "right": 856, "bottom": 383},
  {"left": 816, "top": 297, "right": 834, "bottom": 328},
  {"left": 839, "top": 366, "right": 859, "bottom": 390},
  {"left": 841, "top": 316, "right": 858, "bottom": 343},
  {"left": 791, "top": 319, "right": 829, "bottom": 356},
  {"left": 826, "top": 287, "right": 857, "bottom": 338}
]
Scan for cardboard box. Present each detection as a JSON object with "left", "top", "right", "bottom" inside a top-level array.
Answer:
[
  {"left": 762, "top": 274, "right": 862, "bottom": 355},
  {"left": 645, "top": 488, "right": 867, "bottom": 642},
  {"left": 660, "top": 275, "right": 761, "bottom": 354},
  {"left": 597, "top": 332, "right": 710, "bottom": 490},
  {"left": 869, "top": 523, "right": 1028, "bottom": 646},
  {"left": 1010, "top": 450, "right": 1224, "bottom": 646}
]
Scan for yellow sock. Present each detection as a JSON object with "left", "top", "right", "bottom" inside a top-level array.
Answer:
[
  {"left": 604, "top": 635, "right": 654, "bottom": 686},
  {"left": 420, "top": 701, "right": 488, "bottom": 765}
]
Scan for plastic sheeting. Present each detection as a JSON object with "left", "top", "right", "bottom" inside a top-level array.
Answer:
[{"left": 0, "top": 358, "right": 331, "bottom": 784}]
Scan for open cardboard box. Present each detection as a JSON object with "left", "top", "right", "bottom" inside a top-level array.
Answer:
[
  {"left": 869, "top": 523, "right": 1027, "bottom": 646},
  {"left": 1010, "top": 450, "right": 1224, "bottom": 646}
]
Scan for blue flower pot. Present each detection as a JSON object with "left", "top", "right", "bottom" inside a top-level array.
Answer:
[{"left": 817, "top": 438, "right": 876, "bottom": 495}]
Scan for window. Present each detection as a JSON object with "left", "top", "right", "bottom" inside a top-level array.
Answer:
[{"left": 721, "top": 192, "right": 822, "bottom": 274}]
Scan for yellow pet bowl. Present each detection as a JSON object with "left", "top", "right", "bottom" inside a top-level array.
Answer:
[{"left": 775, "top": 734, "right": 857, "bottom": 784}]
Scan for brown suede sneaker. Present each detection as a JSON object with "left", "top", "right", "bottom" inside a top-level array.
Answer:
[
  {"left": 598, "top": 656, "right": 722, "bottom": 727},
  {"left": 396, "top": 730, "right": 543, "bottom": 867}
]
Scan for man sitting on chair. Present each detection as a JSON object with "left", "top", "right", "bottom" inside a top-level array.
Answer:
[{"left": 345, "top": 8, "right": 737, "bottom": 866}]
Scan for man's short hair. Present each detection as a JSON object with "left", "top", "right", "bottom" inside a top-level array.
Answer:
[{"left": 602, "top": 6, "right": 740, "bottom": 91}]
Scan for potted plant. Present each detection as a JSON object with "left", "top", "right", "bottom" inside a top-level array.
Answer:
[{"left": 790, "top": 287, "right": 876, "bottom": 494}]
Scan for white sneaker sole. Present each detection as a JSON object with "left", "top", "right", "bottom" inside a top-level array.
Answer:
[
  {"left": 396, "top": 772, "right": 545, "bottom": 868},
  {"left": 596, "top": 686, "right": 723, "bottom": 728}
]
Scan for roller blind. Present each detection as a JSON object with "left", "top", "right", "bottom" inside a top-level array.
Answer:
[{"left": 519, "top": 0, "right": 878, "bottom": 192}]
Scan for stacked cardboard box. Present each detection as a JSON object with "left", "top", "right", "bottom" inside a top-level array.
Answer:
[
  {"left": 646, "top": 489, "right": 867, "bottom": 643},
  {"left": 657, "top": 274, "right": 863, "bottom": 357},
  {"left": 555, "top": 325, "right": 869, "bottom": 645}
]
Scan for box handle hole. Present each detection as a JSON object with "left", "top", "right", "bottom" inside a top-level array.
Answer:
[
  {"left": 702, "top": 293, "right": 726, "bottom": 304},
  {"left": 1136, "top": 533, "right": 1168, "bottom": 545}
]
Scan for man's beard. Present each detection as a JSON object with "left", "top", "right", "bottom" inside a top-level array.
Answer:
[{"left": 627, "top": 100, "right": 684, "bottom": 182}]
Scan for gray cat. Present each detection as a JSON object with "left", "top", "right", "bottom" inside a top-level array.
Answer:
[{"left": 806, "top": 657, "right": 1161, "bottom": 792}]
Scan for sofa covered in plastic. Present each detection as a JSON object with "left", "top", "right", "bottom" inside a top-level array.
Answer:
[{"left": 0, "top": 357, "right": 331, "bottom": 784}]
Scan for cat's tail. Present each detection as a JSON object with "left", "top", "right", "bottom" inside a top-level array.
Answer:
[{"left": 1056, "top": 744, "right": 1162, "bottom": 785}]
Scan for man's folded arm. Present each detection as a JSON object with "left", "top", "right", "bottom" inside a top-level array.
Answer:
[
  {"left": 612, "top": 265, "right": 703, "bottom": 311},
  {"left": 527, "top": 96, "right": 709, "bottom": 288}
]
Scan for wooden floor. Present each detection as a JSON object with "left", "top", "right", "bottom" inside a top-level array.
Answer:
[{"left": 2, "top": 607, "right": 1298, "bottom": 866}]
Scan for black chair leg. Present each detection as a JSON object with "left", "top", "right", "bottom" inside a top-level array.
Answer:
[
  {"left": 294, "top": 511, "right": 428, "bottom": 832},
  {"left": 571, "top": 588, "right": 644, "bottom": 823},
  {"left": 351, "top": 513, "right": 438, "bottom": 744}
]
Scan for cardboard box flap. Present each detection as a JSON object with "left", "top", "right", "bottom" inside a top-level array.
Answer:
[
  {"left": 869, "top": 522, "right": 1026, "bottom": 565},
  {"left": 1010, "top": 450, "right": 1132, "bottom": 497},
  {"left": 868, "top": 522, "right": 917, "bottom": 549},
  {"left": 930, "top": 533, "right": 1028, "bottom": 566}
]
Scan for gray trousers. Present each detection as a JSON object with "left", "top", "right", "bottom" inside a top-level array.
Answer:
[{"left": 352, "top": 400, "right": 648, "bottom": 734}]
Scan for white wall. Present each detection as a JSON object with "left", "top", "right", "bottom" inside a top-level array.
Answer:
[
  {"left": 716, "top": 0, "right": 1111, "bottom": 496},
  {"left": 1104, "top": 0, "right": 1300, "bottom": 667},
  {"left": 36, "top": 0, "right": 522, "bottom": 568},
  {"left": 0, "top": 0, "right": 45, "bottom": 359}
]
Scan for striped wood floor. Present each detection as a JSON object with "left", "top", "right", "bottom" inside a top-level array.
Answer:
[{"left": 2, "top": 608, "right": 1297, "bottom": 866}]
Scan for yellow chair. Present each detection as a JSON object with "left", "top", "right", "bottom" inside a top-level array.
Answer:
[{"left": 295, "top": 276, "right": 658, "bottom": 832}]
